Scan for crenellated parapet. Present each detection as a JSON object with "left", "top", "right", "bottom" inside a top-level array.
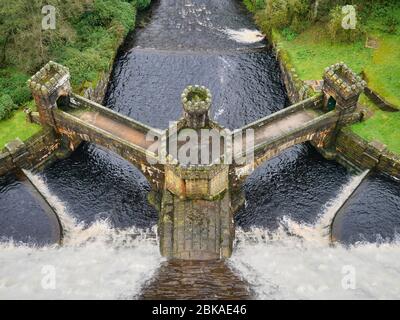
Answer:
[
  {"left": 313, "top": 62, "right": 366, "bottom": 155},
  {"left": 322, "top": 62, "right": 366, "bottom": 114},
  {"left": 28, "top": 61, "right": 72, "bottom": 127},
  {"left": 159, "top": 85, "right": 233, "bottom": 260},
  {"left": 181, "top": 85, "right": 212, "bottom": 129}
]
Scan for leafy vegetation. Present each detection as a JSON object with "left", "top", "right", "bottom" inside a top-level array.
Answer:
[
  {"left": 0, "top": 0, "right": 152, "bottom": 146},
  {"left": 0, "top": 95, "right": 16, "bottom": 121},
  {"left": 243, "top": 0, "right": 266, "bottom": 13},
  {"left": 246, "top": 0, "right": 400, "bottom": 154}
]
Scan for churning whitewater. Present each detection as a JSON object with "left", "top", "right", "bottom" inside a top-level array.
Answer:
[
  {"left": 0, "top": 172, "right": 162, "bottom": 300},
  {"left": 230, "top": 172, "right": 400, "bottom": 300},
  {"left": 1, "top": 172, "right": 399, "bottom": 299}
]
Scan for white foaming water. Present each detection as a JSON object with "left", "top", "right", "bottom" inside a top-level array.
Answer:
[
  {"left": 230, "top": 232, "right": 400, "bottom": 300},
  {"left": 230, "top": 171, "right": 400, "bottom": 300},
  {"left": 2, "top": 171, "right": 400, "bottom": 299},
  {"left": 224, "top": 28, "right": 265, "bottom": 44},
  {"left": 0, "top": 172, "right": 162, "bottom": 300}
]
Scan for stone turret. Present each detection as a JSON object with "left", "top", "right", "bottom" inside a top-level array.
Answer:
[
  {"left": 159, "top": 86, "right": 234, "bottom": 261},
  {"left": 181, "top": 85, "right": 212, "bottom": 129},
  {"left": 322, "top": 62, "right": 366, "bottom": 114},
  {"left": 28, "top": 61, "right": 71, "bottom": 127},
  {"left": 312, "top": 62, "right": 366, "bottom": 159}
]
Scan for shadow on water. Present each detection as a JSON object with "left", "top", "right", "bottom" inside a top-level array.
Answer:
[
  {"left": 332, "top": 172, "right": 400, "bottom": 244},
  {"left": 0, "top": 172, "right": 61, "bottom": 245}
]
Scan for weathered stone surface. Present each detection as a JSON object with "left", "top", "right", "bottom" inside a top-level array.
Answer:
[
  {"left": 335, "top": 129, "right": 400, "bottom": 179},
  {"left": 181, "top": 85, "right": 212, "bottom": 129},
  {"left": 159, "top": 190, "right": 233, "bottom": 260},
  {"left": 0, "top": 128, "right": 64, "bottom": 177},
  {"left": 165, "top": 164, "right": 229, "bottom": 200},
  {"left": 0, "top": 151, "right": 14, "bottom": 176}
]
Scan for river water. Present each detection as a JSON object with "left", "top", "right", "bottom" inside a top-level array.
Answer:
[{"left": 0, "top": 0, "right": 400, "bottom": 299}]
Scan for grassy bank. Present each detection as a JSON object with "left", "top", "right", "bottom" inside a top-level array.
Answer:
[
  {"left": 245, "top": 0, "right": 400, "bottom": 153},
  {"left": 0, "top": 0, "right": 152, "bottom": 149},
  {"left": 0, "top": 110, "right": 42, "bottom": 148}
]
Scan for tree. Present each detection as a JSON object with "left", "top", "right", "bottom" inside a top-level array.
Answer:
[{"left": 0, "top": 0, "right": 88, "bottom": 72}]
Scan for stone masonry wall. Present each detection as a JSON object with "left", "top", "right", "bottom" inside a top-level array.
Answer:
[
  {"left": 336, "top": 129, "right": 400, "bottom": 179},
  {"left": 0, "top": 152, "right": 14, "bottom": 177},
  {"left": 273, "top": 45, "right": 313, "bottom": 104},
  {"left": 0, "top": 128, "right": 61, "bottom": 177}
]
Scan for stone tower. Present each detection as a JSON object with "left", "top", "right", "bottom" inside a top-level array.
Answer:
[
  {"left": 28, "top": 61, "right": 72, "bottom": 128},
  {"left": 322, "top": 62, "right": 366, "bottom": 114},
  {"left": 313, "top": 62, "right": 366, "bottom": 157},
  {"left": 159, "top": 86, "right": 234, "bottom": 260}
]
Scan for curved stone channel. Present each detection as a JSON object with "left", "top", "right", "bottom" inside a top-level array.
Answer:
[{"left": 1, "top": 0, "right": 400, "bottom": 299}]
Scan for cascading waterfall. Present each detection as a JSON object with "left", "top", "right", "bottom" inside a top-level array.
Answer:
[
  {"left": 22, "top": 170, "right": 158, "bottom": 246},
  {"left": 230, "top": 171, "right": 400, "bottom": 299},
  {"left": 0, "top": 171, "right": 162, "bottom": 300},
  {"left": 1, "top": 170, "right": 398, "bottom": 300}
]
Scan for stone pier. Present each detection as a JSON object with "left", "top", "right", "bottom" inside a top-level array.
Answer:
[{"left": 158, "top": 86, "right": 234, "bottom": 260}]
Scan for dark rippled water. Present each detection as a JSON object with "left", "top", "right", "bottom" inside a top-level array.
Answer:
[
  {"left": 1, "top": 0, "right": 400, "bottom": 246},
  {"left": 0, "top": 173, "right": 60, "bottom": 245},
  {"left": 333, "top": 173, "right": 400, "bottom": 244},
  {"left": 131, "top": 0, "right": 262, "bottom": 50}
]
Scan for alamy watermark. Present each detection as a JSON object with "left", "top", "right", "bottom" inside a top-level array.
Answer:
[
  {"left": 42, "top": 5, "right": 56, "bottom": 30},
  {"left": 145, "top": 122, "right": 255, "bottom": 169},
  {"left": 41, "top": 265, "right": 56, "bottom": 290},
  {"left": 342, "top": 265, "right": 357, "bottom": 290},
  {"left": 342, "top": 5, "right": 357, "bottom": 30}
]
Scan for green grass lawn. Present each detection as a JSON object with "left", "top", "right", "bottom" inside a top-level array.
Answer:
[
  {"left": 275, "top": 26, "right": 373, "bottom": 80},
  {"left": 364, "top": 34, "right": 400, "bottom": 108},
  {"left": 352, "top": 110, "right": 400, "bottom": 154},
  {"left": 0, "top": 109, "right": 41, "bottom": 150},
  {"left": 274, "top": 22, "right": 400, "bottom": 154},
  {"left": 351, "top": 94, "right": 400, "bottom": 154}
]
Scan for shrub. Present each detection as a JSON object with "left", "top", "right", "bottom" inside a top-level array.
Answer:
[
  {"left": 11, "top": 86, "right": 31, "bottom": 106},
  {"left": 243, "top": 0, "right": 266, "bottom": 12},
  {"left": 254, "top": 0, "right": 311, "bottom": 36},
  {"left": 78, "top": 0, "right": 136, "bottom": 31},
  {"left": 384, "top": 16, "right": 399, "bottom": 34},
  {"left": 0, "top": 69, "right": 31, "bottom": 106},
  {"left": 60, "top": 47, "right": 109, "bottom": 88},
  {"left": 255, "top": 0, "right": 289, "bottom": 36},
  {"left": 0, "top": 95, "right": 16, "bottom": 121},
  {"left": 328, "top": 5, "right": 364, "bottom": 43},
  {"left": 289, "top": 0, "right": 311, "bottom": 33},
  {"left": 136, "top": 0, "right": 152, "bottom": 11}
]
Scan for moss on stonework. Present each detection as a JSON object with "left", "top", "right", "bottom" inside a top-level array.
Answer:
[{"left": 187, "top": 89, "right": 208, "bottom": 102}]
